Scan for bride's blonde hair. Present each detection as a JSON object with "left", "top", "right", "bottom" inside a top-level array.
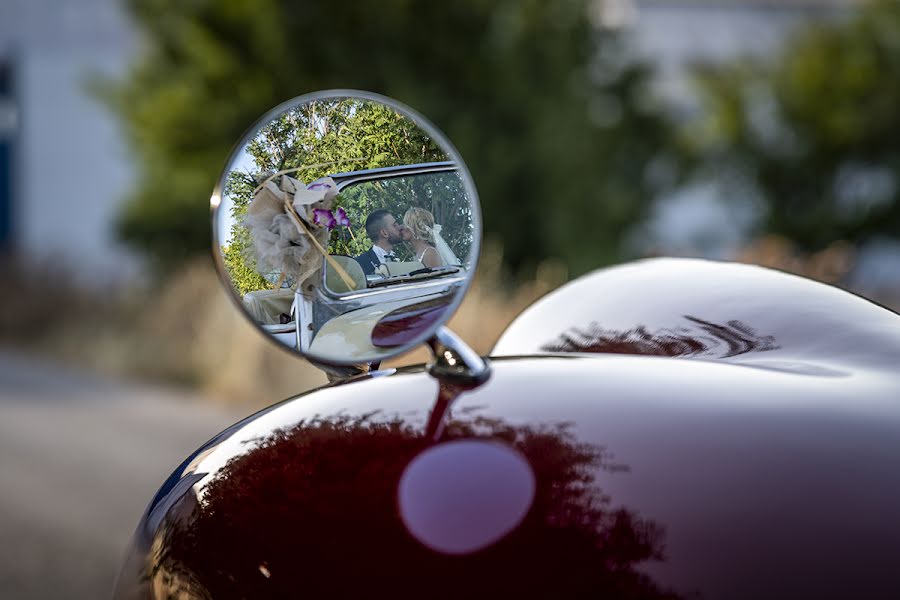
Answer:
[{"left": 403, "top": 207, "right": 435, "bottom": 244}]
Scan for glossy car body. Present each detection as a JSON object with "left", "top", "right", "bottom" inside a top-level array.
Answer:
[{"left": 115, "top": 258, "right": 900, "bottom": 599}]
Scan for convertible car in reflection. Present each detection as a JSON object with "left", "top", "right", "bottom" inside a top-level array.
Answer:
[
  {"left": 244, "top": 162, "right": 471, "bottom": 361},
  {"left": 116, "top": 257, "right": 900, "bottom": 599}
]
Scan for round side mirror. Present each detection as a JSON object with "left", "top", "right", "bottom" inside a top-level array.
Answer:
[{"left": 211, "top": 91, "right": 481, "bottom": 367}]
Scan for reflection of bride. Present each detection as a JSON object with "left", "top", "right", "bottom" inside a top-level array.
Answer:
[{"left": 403, "top": 207, "right": 461, "bottom": 268}]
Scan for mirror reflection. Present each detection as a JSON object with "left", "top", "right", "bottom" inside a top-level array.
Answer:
[{"left": 213, "top": 93, "right": 479, "bottom": 365}]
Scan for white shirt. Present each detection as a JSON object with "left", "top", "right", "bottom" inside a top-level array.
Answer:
[{"left": 372, "top": 245, "right": 394, "bottom": 264}]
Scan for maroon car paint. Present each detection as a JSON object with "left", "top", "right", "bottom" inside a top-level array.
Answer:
[{"left": 115, "top": 259, "right": 900, "bottom": 599}]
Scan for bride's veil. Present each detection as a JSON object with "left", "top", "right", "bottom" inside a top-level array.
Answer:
[{"left": 428, "top": 224, "right": 462, "bottom": 267}]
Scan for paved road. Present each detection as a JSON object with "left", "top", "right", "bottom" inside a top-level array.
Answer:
[{"left": 0, "top": 350, "right": 244, "bottom": 599}]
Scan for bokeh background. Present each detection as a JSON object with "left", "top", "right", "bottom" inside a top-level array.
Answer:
[{"left": 1, "top": 0, "right": 898, "bottom": 597}]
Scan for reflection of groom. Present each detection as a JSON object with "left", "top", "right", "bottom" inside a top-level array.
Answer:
[{"left": 355, "top": 209, "right": 407, "bottom": 275}]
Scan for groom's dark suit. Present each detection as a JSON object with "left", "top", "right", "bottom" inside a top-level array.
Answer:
[{"left": 355, "top": 247, "right": 381, "bottom": 275}]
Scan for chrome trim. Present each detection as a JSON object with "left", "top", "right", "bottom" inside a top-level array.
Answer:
[
  {"left": 322, "top": 273, "right": 466, "bottom": 302},
  {"left": 296, "top": 295, "right": 313, "bottom": 353},
  {"left": 427, "top": 326, "right": 491, "bottom": 386},
  {"left": 332, "top": 161, "right": 457, "bottom": 191},
  {"left": 300, "top": 277, "right": 464, "bottom": 342}
]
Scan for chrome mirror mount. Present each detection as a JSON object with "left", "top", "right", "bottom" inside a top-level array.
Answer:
[{"left": 426, "top": 326, "right": 491, "bottom": 387}]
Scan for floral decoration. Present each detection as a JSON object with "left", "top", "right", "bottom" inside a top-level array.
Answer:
[{"left": 243, "top": 173, "right": 353, "bottom": 290}]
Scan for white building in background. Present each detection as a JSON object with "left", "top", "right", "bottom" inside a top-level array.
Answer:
[
  {"left": 0, "top": 0, "right": 140, "bottom": 280},
  {"left": 0, "top": 0, "right": 872, "bottom": 282}
]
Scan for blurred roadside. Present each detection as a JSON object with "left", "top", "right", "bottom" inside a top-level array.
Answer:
[
  {"left": 0, "top": 244, "right": 567, "bottom": 406},
  {"left": 2, "top": 234, "right": 894, "bottom": 408},
  {"left": 0, "top": 348, "right": 242, "bottom": 599}
]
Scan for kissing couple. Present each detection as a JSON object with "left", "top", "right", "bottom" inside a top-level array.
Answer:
[{"left": 355, "top": 207, "right": 459, "bottom": 275}]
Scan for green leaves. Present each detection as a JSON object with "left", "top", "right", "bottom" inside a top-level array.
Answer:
[
  {"left": 691, "top": 0, "right": 900, "bottom": 250},
  {"left": 107, "top": 0, "right": 677, "bottom": 279},
  {"left": 220, "top": 98, "right": 452, "bottom": 292}
]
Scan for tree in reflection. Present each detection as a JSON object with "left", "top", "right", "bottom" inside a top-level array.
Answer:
[
  {"left": 542, "top": 316, "right": 778, "bottom": 359},
  {"left": 150, "top": 413, "right": 683, "bottom": 598}
]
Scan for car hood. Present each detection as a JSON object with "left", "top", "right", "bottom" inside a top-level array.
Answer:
[
  {"left": 116, "top": 347, "right": 900, "bottom": 599},
  {"left": 493, "top": 257, "right": 900, "bottom": 375}
]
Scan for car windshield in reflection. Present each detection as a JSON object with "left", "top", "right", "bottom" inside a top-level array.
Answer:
[{"left": 364, "top": 266, "right": 461, "bottom": 289}]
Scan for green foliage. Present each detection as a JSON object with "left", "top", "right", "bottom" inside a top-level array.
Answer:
[
  {"left": 221, "top": 170, "right": 271, "bottom": 295},
  {"left": 691, "top": 0, "right": 900, "bottom": 250},
  {"left": 222, "top": 243, "right": 270, "bottom": 296},
  {"left": 106, "top": 0, "right": 678, "bottom": 278},
  {"left": 220, "top": 98, "right": 460, "bottom": 292},
  {"left": 243, "top": 98, "right": 446, "bottom": 178}
]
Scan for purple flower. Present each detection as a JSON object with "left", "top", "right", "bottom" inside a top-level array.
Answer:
[
  {"left": 334, "top": 207, "right": 350, "bottom": 227},
  {"left": 313, "top": 208, "right": 337, "bottom": 229}
]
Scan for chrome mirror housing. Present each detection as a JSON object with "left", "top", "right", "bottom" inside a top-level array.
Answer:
[{"left": 211, "top": 91, "right": 483, "bottom": 374}]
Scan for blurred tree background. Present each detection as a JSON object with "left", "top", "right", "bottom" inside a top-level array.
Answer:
[
  {"left": 7, "top": 0, "right": 896, "bottom": 401},
  {"left": 104, "top": 0, "right": 680, "bottom": 280},
  {"left": 688, "top": 0, "right": 900, "bottom": 253}
]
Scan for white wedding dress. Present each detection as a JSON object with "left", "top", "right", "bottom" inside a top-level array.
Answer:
[{"left": 429, "top": 224, "right": 461, "bottom": 267}]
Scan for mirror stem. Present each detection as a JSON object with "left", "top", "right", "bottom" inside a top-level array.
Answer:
[
  {"left": 426, "top": 327, "right": 491, "bottom": 386},
  {"left": 307, "top": 360, "right": 372, "bottom": 383}
]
